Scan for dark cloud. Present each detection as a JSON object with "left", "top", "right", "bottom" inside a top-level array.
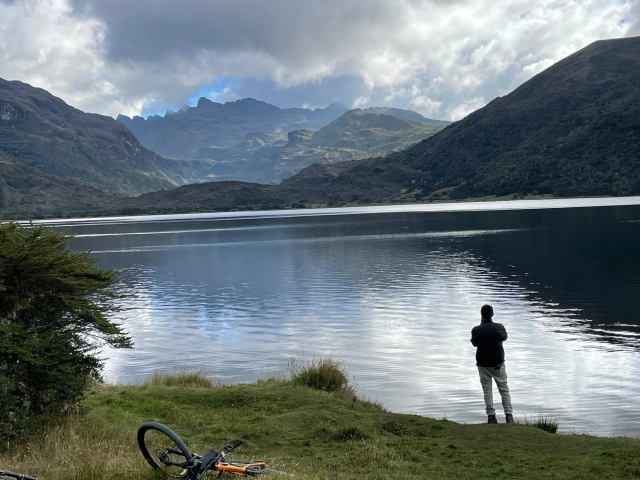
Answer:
[
  {"left": 0, "top": 0, "right": 635, "bottom": 119},
  {"left": 69, "top": 0, "right": 401, "bottom": 68},
  {"left": 211, "top": 75, "right": 365, "bottom": 109}
]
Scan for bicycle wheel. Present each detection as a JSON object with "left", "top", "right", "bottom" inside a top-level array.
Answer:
[{"left": 137, "top": 421, "right": 193, "bottom": 478}]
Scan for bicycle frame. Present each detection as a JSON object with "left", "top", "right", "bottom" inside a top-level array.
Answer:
[
  {"left": 157, "top": 441, "right": 277, "bottom": 478},
  {"left": 137, "top": 421, "right": 291, "bottom": 478}
]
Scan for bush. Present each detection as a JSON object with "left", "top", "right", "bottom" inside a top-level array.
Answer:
[
  {"left": 290, "top": 357, "right": 349, "bottom": 392},
  {"left": 0, "top": 220, "right": 131, "bottom": 447}
]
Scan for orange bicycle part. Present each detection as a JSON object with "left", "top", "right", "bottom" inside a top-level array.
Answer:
[{"left": 216, "top": 461, "right": 268, "bottom": 476}]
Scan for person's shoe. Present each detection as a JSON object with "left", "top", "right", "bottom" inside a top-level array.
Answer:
[
  {"left": 505, "top": 413, "right": 515, "bottom": 424},
  {"left": 488, "top": 414, "right": 498, "bottom": 424}
]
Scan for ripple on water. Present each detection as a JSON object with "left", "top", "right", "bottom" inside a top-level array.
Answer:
[{"left": 62, "top": 205, "right": 640, "bottom": 437}]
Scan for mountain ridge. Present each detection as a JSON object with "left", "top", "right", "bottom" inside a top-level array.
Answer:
[
  {"left": 285, "top": 36, "right": 640, "bottom": 200},
  {"left": 190, "top": 108, "right": 447, "bottom": 184},
  {"left": 0, "top": 77, "right": 177, "bottom": 196},
  {"left": 117, "top": 98, "right": 350, "bottom": 159}
]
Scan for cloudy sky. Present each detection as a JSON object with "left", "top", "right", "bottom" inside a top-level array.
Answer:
[{"left": 0, "top": 0, "right": 637, "bottom": 120}]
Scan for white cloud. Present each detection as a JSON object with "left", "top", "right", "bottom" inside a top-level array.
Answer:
[{"left": 0, "top": 0, "right": 635, "bottom": 120}]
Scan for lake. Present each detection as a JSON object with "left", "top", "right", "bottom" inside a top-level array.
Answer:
[{"left": 48, "top": 197, "right": 640, "bottom": 436}]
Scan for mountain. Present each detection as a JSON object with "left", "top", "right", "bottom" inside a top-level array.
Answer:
[
  {"left": 286, "top": 36, "right": 640, "bottom": 200},
  {"left": 189, "top": 109, "right": 447, "bottom": 184},
  {"left": 262, "top": 109, "right": 446, "bottom": 183},
  {"left": 0, "top": 78, "right": 178, "bottom": 196},
  {"left": 363, "top": 107, "right": 449, "bottom": 124},
  {"left": 0, "top": 152, "right": 118, "bottom": 217},
  {"left": 7, "top": 36, "right": 640, "bottom": 219},
  {"left": 117, "top": 98, "right": 349, "bottom": 159},
  {"left": 106, "top": 36, "right": 640, "bottom": 218}
]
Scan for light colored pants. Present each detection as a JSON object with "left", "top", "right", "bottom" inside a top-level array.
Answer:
[{"left": 478, "top": 364, "right": 513, "bottom": 416}]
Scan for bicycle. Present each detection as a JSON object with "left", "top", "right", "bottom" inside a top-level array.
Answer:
[
  {"left": 137, "top": 421, "right": 293, "bottom": 479},
  {"left": 0, "top": 471, "right": 37, "bottom": 480}
]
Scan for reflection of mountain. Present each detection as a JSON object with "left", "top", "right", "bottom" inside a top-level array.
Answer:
[
  {"left": 392, "top": 207, "right": 640, "bottom": 347},
  {"left": 71, "top": 207, "right": 640, "bottom": 434},
  {"left": 72, "top": 204, "right": 640, "bottom": 350}
]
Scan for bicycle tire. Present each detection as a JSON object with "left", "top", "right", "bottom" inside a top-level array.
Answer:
[
  {"left": 137, "top": 421, "right": 193, "bottom": 477},
  {"left": 0, "top": 472, "right": 38, "bottom": 480}
]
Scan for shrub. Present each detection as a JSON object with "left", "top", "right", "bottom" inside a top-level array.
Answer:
[
  {"left": 0, "top": 220, "right": 131, "bottom": 447},
  {"left": 290, "top": 357, "right": 349, "bottom": 392}
]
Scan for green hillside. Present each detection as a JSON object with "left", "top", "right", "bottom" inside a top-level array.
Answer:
[{"left": 1, "top": 378, "right": 639, "bottom": 479}]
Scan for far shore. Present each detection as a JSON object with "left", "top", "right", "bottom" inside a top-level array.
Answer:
[{"left": 27, "top": 193, "right": 640, "bottom": 225}]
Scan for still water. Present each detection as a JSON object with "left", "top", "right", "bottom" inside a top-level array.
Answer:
[{"left": 53, "top": 198, "right": 640, "bottom": 436}]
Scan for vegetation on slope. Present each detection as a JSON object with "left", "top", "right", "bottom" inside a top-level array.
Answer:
[
  {"left": 0, "top": 152, "right": 118, "bottom": 217},
  {"left": 0, "top": 78, "right": 177, "bottom": 196},
  {"left": 288, "top": 36, "right": 640, "bottom": 200}
]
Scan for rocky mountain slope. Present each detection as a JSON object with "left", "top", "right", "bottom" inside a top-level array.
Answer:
[
  {"left": 0, "top": 78, "right": 178, "bottom": 196},
  {"left": 362, "top": 107, "right": 450, "bottom": 125},
  {"left": 117, "top": 98, "right": 348, "bottom": 159},
  {"left": 191, "top": 109, "right": 447, "bottom": 184},
  {"left": 0, "top": 152, "right": 118, "bottom": 217},
  {"left": 263, "top": 109, "right": 445, "bottom": 183},
  {"left": 286, "top": 36, "right": 640, "bottom": 199}
]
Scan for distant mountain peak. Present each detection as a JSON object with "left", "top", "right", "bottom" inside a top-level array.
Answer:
[{"left": 197, "top": 97, "right": 219, "bottom": 108}]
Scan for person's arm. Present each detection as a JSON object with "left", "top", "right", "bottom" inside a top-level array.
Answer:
[
  {"left": 498, "top": 324, "right": 508, "bottom": 341},
  {"left": 470, "top": 328, "right": 478, "bottom": 346}
]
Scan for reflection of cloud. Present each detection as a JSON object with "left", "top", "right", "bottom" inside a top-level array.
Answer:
[
  {"left": 90, "top": 214, "right": 640, "bottom": 436},
  {"left": 358, "top": 251, "right": 640, "bottom": 436},
  {"left": 0, "top": 0, "right": 634, "bottom": 119}
]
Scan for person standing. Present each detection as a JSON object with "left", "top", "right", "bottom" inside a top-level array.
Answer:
[{"left": 470, "top": 304, "right": 514, "bottom": 424}]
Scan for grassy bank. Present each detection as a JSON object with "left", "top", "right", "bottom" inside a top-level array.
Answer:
[{"left": 2, "top": 375, "right": 640, "bottom": 479}]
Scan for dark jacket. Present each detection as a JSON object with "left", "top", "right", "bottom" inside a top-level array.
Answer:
[{"left": 471, "top": 321, "right": 508, "bottom": 367}]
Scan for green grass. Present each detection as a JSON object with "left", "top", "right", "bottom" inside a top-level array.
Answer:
[
  {"left": 142, "top": 370, "right": 214, "bottom": 388},
  {"left": 290, "top": 357, "right": 350, "bottom": 393},
  {"left": 2, "top": 375, "right": 640, "bottom": 479},
  {"left": 522, "top": 415, "right": 560, "bottom": 434}
]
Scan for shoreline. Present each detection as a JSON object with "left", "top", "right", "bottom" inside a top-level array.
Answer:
[
  {"left": 2, "top": 378, "right": 640, "bottom": 479},
  {"left": 29, "top": 194, "right": 640, "bottom": 226}
]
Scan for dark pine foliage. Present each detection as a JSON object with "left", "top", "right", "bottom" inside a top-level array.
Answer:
[{"left": 0, "top": 220, "right": 131, "bottom": 447}]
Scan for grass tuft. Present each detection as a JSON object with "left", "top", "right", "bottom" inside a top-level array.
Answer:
[
  {"left": 318, "top": 425, "right": 367, "bottom": 442},
  {"left": 142, "top": 370, "right": 214, "bottom": 388},
  {"left": 522, "top": 415, "right": 559, "bottom": 434},
  {"left": 290, "top": 357, "right": 350, "bottom": 392},
  {"left": 381, "top": 421, "right": 410, "bottom": 437},
  {"left": 332, "top": 426, "right": 367, "bottom": 442}
]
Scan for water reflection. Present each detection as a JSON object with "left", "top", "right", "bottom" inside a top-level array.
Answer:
[{"left": 64, "top": 201, "right": 640, "bottom": 437}]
